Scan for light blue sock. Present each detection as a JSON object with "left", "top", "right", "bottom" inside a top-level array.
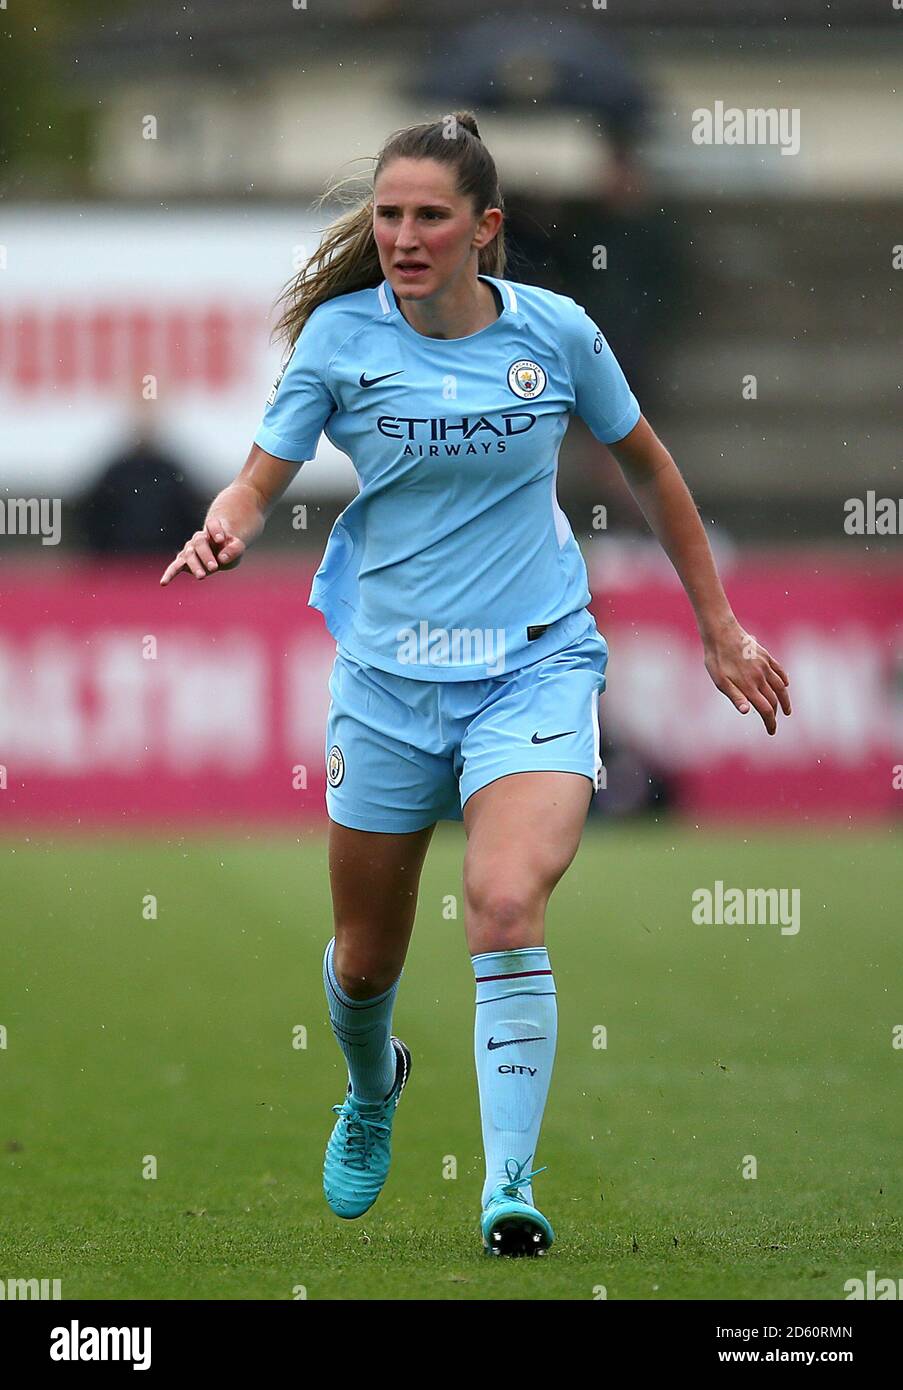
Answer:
[
  {"left": 472, "top": 947, "right": 557, "bottom": 1208},
  {"left": 323, "top": 938, "right": 399, "bottom": 1104}
]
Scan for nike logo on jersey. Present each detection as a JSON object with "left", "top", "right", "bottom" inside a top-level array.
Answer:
[
  {"left": 531, "top": 730, "right": 576, "bottom": 744},
  {"left": 487, "top": 1035, "right": 547, "bottom": 1050},
  {"left": 359, "top": 370, "right": 403, "bottom": 388}
]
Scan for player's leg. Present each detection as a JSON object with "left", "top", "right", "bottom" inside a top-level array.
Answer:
[
  {"left": 325, "top": 818, "right": 434, "bottom": 1103},
  {"left": 323, "top": 821, "right": 434, "bottom": 1219},
  {"left": 322, "top": 820, "right": 440, "bottom": 1219},
  {"left": 463, "top": 772, "right": 591, "bottom": 1252}
]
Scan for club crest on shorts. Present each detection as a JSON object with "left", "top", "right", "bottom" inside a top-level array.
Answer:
[
  {"left": 507, "top": 359, "right": 547, "bottom": 399},
  {"left": 326, "top": 744, "right": 345, "bottom": 787}
]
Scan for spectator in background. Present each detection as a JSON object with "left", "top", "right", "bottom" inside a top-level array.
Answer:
[
  {"left": 412, "top": 16, "right": 684, "bottom": 409},
  {"left": 77, "top": 399, "right": 204, "bottom": 555},
  {"left": 504, "top": 147, "right": 680, "bottom": 414}
]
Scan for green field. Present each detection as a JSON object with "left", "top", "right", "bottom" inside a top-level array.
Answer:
[{"left": 2, "top": 824, "right": 901, "bottom": 1300}]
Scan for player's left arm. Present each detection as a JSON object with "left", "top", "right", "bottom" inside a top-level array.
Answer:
[{"left": 607, "top": 415, "right": 791, "bottom": 736}]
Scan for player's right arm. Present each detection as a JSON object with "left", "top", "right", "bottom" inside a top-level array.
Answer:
[
  {"left": 160, "top": 301, "right": 342, "bottom": 586},
  {"left": 159, "top": 443, "right": 301, "bottom": 584}
]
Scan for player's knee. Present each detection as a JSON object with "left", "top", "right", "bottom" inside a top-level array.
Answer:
[
  {"left": 464, "top": 882, "right": 539, "bottom": 950},
  {"left": 332, "top": 941, "right": 399, "bottom": 1000}
]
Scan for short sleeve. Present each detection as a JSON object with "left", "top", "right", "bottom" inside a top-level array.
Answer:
[
  {"left": 563, "top": 301, "right": 640, "bottom": 445},
  {"left": 253, "top": 306, "right": 338, "bottom": 462}
]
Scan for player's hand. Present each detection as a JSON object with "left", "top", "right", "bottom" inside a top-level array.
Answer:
[
  {"left": 703, "top": 619, "right": 791, "bottom": 736},
  {"left": 159, "top": 516, "right": 246, "bottom": 586}
]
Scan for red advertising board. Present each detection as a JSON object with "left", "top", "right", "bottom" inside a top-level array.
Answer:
[
  {"left": 1, "top": 556, "right": 901, "bottom": 828},
  {"left": 0, "top": 560, "right": 334, "bottom": 830},
  {"left": 593, "top": 553, "right": 902, "bottom": 820}
]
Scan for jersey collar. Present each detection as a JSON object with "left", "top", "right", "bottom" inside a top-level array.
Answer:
[{"left": 378, "top": 274, "right": 520, "bottom": 340}]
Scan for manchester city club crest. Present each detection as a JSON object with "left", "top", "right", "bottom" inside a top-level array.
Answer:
[
  {"left": 326, "top": 744, "right": 345, "bottom": 787},
  {"left": 507, "top": 359, "right": 547, "bottom": 399}
]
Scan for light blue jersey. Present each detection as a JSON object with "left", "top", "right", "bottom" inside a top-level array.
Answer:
[{"left": 254, "top": 275, "right": 640, "bottom": 680}]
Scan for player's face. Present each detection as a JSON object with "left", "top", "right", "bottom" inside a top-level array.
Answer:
[{"left": 373, "top": 158, "right": 492, "bottom": 301}]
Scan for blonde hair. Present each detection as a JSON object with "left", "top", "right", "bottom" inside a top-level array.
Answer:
[{"left": 271, "top": 111, "right": 506, "bottom": 349}]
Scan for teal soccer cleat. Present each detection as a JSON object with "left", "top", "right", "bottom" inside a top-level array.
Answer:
[
  {"left": 481, "top": 1157, "right": 555, "bottom": 1257},
  {"left": 323, "top": 1036, "right": 411, "bottom": 1219}
]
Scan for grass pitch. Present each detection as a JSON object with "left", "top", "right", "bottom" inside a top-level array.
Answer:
[{"left": 2, "top": 823, "right": 900, "bottom": 1300}]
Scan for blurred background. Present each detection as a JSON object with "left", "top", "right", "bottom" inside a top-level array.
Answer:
[
  {"left": 5, "top": 3, "right": 903, "bottom": 1306},
  {"left": 1, "top": 0, "right": 901, "bottom": 828}
]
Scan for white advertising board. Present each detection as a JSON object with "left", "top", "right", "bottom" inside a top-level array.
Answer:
[{"left": 0, "top": 205, "right": 357, "bottom": 497}]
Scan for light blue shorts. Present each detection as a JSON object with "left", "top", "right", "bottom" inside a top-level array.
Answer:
[{"left": 324, "top": 625, "right": 608, "bottom": 833}]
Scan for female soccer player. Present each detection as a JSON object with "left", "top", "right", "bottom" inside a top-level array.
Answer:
[{"left": 160, "top": 112, "right": 791, "bottom": 1257}]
